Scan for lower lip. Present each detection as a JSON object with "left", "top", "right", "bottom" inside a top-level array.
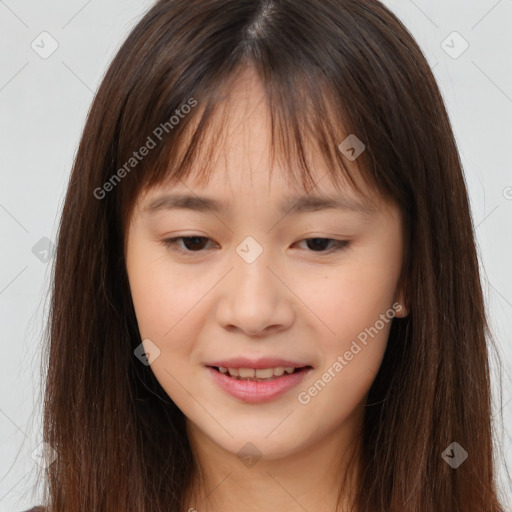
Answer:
[{"left": 206, "top": 366, "right": 312, "bottom": 403}]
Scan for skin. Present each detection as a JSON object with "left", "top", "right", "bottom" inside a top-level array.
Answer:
[{"left": 125, "top": 67, "right": 407, "bottom": 512}]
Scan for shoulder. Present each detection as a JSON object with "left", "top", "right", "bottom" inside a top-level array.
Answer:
[{"left": 22, "top": 508, "right": 46, "bottom": 512}]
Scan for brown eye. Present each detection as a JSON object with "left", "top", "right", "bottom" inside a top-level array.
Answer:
[
  {"left": 298, "top": 238, "right": 350, "bottom": 253},
  {"left": 305, "top": 238, "right": 334, "bottom": 251},
  {"left": 161, "top": 236, "right": 213, "bottom": 253}
]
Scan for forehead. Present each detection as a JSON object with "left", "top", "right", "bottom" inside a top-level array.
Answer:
[
  {"left": 156, "top": 66, "right": 356, "bottom": 186},
  {"left": 138, "top": 160, "right": 382, "bottom": 222},
  {"left": 129, "top": 64, "right": 387, "bottom": 225},
  {"left": 137, "top": 132, "right": 381, "bottom": 221}
]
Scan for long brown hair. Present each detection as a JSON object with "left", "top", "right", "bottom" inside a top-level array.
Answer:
[{"left": 38, "top": 0, "right": 509, "bottom": 510}]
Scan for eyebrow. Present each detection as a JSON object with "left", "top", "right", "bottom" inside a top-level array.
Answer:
[{"left": 142, "top": 192, "right": 377, "bottom": 217}]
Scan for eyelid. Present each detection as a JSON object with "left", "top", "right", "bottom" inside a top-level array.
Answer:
[{"left": 160, "top": 235, "right": 216, "bottom": 254}]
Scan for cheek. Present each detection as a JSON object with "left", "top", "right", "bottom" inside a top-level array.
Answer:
[
  {"left": 126, "top": 241, "right": 206, "bottom": 404},
  {"left": 126, "top": 239, "right": 206, "bottom": 340},
  {"left": 294, "top": 267, "right": 397, "bottom": 427},
  {"left": 299, "top": 250, "right": 401, "bottom": 343},
  {"left": 292, "top": 237, "right": 401, "bottom": 407}
]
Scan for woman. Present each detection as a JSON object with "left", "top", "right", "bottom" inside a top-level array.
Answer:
[{"left": 27, "top": 0, "right": 509, "bottom": 510}]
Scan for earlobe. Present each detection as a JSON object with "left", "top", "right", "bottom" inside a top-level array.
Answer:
[
  {"left": 393, "top": 288, "right": 409, "bottom": 318},
  {"left": 393, "top": 301, "right": 408, "bottom": 318}
]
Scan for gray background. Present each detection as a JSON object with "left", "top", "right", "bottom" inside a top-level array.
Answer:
[{"left": 1, "top": 0, "right": 511, "bottom": 510}]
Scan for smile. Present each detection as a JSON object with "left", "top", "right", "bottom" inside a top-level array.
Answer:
[{"left": 206, "top": 365, "right": 313, "bottom": 403}]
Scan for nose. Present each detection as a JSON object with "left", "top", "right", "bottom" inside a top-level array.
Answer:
[{"left": 215, "top": 248, "right": 295, "bottom": 337}]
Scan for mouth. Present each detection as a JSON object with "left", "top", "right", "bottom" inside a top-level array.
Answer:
[
  {"left": 207, "top": 365, "right": 313, "bottom": 382},
  {"left": 205, "top": 364, "right": 314, "bottom": 403}
]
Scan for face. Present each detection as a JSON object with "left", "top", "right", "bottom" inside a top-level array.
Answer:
[{"left": 124, "top": 68, "right": 407, "bottom": 463}]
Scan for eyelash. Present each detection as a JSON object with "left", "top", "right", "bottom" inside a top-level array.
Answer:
[{"left": 159, "top": 236, "right": 350, "bottom": 256}]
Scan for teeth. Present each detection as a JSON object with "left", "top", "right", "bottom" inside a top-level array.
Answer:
[
  {"left": 217, "top": 366, "right": 302, "bottom": 379},
  {"left": 238, "top": 368, "right": 255, "bottom": 378},
  {"left": 255, "top": 368, "right": 274, "bottom": 378}
]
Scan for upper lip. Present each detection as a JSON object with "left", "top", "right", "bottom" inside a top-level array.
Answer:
[{"left": 205, "top": 357, "right": 312, "bottom": 369}]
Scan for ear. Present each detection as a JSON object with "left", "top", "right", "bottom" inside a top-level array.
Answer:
[{"left": 393, "top": 283, "right": 409, "bottom": 318}]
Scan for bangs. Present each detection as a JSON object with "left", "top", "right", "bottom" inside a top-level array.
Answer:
[{"left": 117, "top": 61, "right": 384, "bottom": 232}]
